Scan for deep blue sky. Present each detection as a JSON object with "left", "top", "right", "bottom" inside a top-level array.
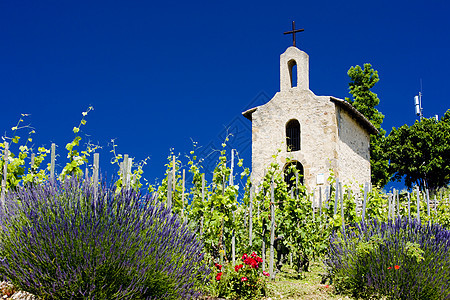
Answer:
[{"left": 1, "top": 0, "right": 449, "bottom": 190}]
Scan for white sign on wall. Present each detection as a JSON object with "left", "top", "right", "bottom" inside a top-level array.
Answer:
[{"left": 316, "top": 173, "right": 325, "bottom": 185}]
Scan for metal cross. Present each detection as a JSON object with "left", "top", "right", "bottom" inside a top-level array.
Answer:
[{"left": 284, "top": 21, "right": 304, "bottom": 47}]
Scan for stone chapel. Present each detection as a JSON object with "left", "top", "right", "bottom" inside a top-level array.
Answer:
[{"left": 242, "top": 46, "right": 378, "bottom": 192}]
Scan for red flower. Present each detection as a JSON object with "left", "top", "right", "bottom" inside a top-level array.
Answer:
[
  {"left": 241, "top": 276, "right": 248, "bottom": 282},
  {"left": 235, "top": 264, "right": 243, "bottom": 272},
  {"left": 263, "top": 271, "right": 270, "bottom": 277},
  {"left": 244, "top": 257, "right": 259, "bottom": 268},
  {"left": 242, "top": 253, "right": 248, "bottom": 260},
  {"left": 251, "top": 251, "right": 257, "bottom": 258},
  {"left": 214, "top": 263, "right": 222, "bottom": 270},
  {"left": 388, "top": 267, "right": 392, "bottom": 270},
  {"left": 325, "top": 285, "right": 329, "bottom": 288},
  {"left": 215, "top": 272, "right": 223, "bottom": 281},
  {"left": 394, "top": 265, "right": 400, "bottom": 270},
  {"left": 256, "top": 256, "right": 263, "bottom": 263}
]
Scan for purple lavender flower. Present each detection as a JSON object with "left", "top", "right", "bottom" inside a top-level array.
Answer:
[
  {"left": 0, "top": 178, "right": 210, "bottom": 299},
  {"left": 326, "top": 217, "right": 450, "bottom": 299}
]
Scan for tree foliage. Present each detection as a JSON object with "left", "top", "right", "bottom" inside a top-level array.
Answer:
[
  {"left": 346, "top": 64, "right": 384, "bottom": 130},
  {"left": 345, "top": 64, "right": 390, "bottom": 187},
  {"left": 386, "top": 110, "right": 450, "bottom": 194}
]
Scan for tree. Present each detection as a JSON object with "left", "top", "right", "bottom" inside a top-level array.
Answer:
[
  {"left": 386, "top": 110, "right": 450, "bottom": 194},
  {"left": 345, "top": 64, "right": 390, "bottom": 187}
]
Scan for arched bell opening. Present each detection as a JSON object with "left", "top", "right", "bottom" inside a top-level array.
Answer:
[
  {"left": 286, "top": 119, "right": 301, "bottom": 152},
  {"left": 288, "top": 59, "right": 298, "bottom": 88}
]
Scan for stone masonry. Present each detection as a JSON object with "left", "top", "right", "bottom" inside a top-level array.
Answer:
[{"left": 243, "top": 46, "right": 378, "bottom": 194}]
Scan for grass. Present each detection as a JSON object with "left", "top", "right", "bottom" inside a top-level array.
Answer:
[{"left": 265, "top": 261, "right": 353, "bottom": 300}]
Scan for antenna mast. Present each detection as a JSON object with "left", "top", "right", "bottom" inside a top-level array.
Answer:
[{"left": 414, "top": 79, "right": 423, "bottom": 121}]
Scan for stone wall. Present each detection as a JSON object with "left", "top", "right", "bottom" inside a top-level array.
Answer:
[
  {"left": 251, "top": 88, "right": 338, "bottom": 191},
  {"left": 335, "top": 106, "right": 371, "bottom": 190}
]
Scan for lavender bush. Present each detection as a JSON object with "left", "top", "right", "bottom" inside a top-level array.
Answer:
[
  {"left": 0, "top": 179, "right": 210, "bottom": 299},
  {"left": 327, "top": 218, "right": 450, "bottom": 300}
]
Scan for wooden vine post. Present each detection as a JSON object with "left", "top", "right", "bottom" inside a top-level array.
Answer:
[
  {"left": 393, "top": 189, "right": 397, "bottom": 218},
  {"left": 407, "top": 191, "right": 411, "bottom": 222},
  {"left": 258, "top": 170, "right": 267, "bottom": 222},
  {"left": 219, "top": 172, "right": 226, "bottom": 265},
  {"left": 172, "top": 155, "right": 176, "bottom": 192},
  {"left": 362, "top": 182, "right": 368, "bottom": 222},
  {"left": 85, "top": 165, "right": 89, "bottom": 181},
  {"left": 249, "top": 183, "right": 254, "bottom": 247},
  {"left": 50, "top": 143, "right": 56, "bottom": 184},
  {"left": 334, "top": 178, "right": 339, "bottom": 216},
  {"left": 1, "top": 142, "right": 9, "bottom": 208},
  {"left": 269, "top": 178, "right": 275, "bottom": 280},
  {"left": 416, "top": 186, "right": 421, "bottom": 223},
  {"left": 393, "top": 191, "right": 396, "bottom": 219},
  {"left": 388, "top": 193, "right": 392, "bottom": 220},
  {"left": 395, "top": 189, "right": 398, "bottom": 218},
  {"left": 311, "top": 189, "right": 315, "bottom": 220},
  {"left": 200, "top": 173, "right": 205, "bottom": 236},
  {"left": 261, "top": 173, "right": 267, "bottom": 272},
  {"left": 30, "top": 153, "right": 35, "bottom": 175},
  {"left": 181, "top": 169, "right": 185, "bottom": 220},
  {"left": 230, "top": 149, "right": 236, "bottom": 266},
  {"left": 393, "top": 192, "right": 396, "bottom": 218},
  {"left": 122, "top": 154, "right": 129, "bottom": 188},
  {"left": 318, "top": 186, "right": 322, "bottom": 226},
  {"left": 167, "top": 171, "right": 173, "bottom": 209},
  {"left": 93, "top": 153, "right": 99, "bottom": 208},
  {"left": 348, "top": 188, "right": 353, "bottom": 219},
  {"left": 339, "top": 182, "right": 344, "bottom": 234},
  {"left": 291, "top": 171, "right": 299, "bottom": 265}
]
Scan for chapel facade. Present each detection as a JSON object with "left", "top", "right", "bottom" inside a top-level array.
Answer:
[{"left": 242, "top": 46, "right": 378, "bottom": 192}]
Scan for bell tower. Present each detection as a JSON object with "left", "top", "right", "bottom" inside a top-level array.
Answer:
[{"left": 280, "top": 47, "right": 309, "bottom": 91}]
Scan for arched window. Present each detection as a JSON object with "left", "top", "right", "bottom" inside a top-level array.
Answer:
[
  {"left": 288, "top": 59, "right": 297, "bottom": 87},
  {"left": 286, "top": 119, "right": 301, "bottom": 152},
  {"left": 284, "top": 161, "right": 304, "bottom": 192}
]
